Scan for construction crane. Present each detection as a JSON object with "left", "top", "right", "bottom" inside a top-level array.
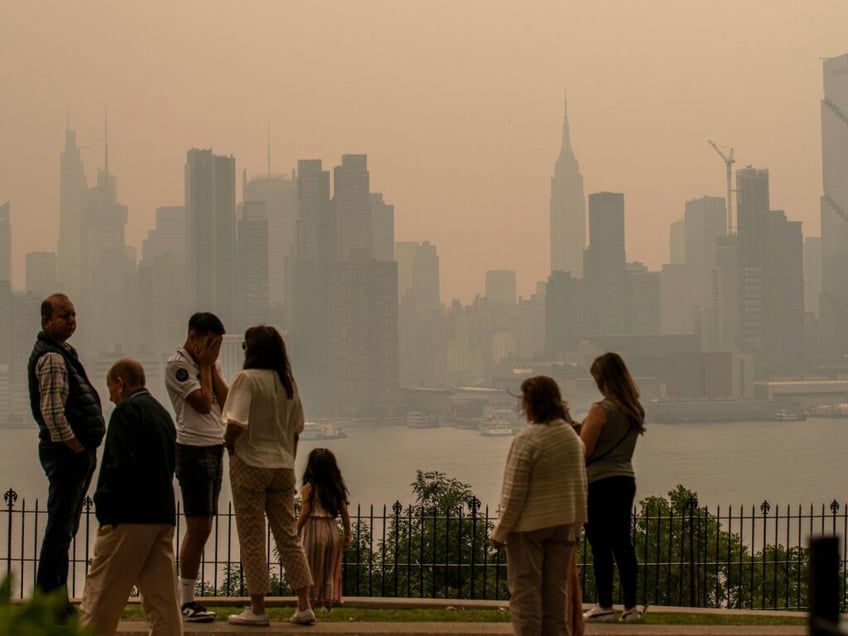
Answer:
[{"left": 708, "top": 140, "right": 735, "bottom": 234}]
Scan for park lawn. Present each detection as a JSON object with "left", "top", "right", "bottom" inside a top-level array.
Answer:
[{"left": 120, "top": 605, "right": 807, "bottom": 625}]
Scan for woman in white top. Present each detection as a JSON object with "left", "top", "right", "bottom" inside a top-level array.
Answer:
[{"left": 222, "top": 325, "right": 316, "bottom": 627}]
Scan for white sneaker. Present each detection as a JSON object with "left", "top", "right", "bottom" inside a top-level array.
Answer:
[
  {"left": 289, "top": 608, "right": 316, "bottom": 625},
  {"left": 227, "top": 609, "right": 270, "bottom": 626},
  {"left": 620, "top": 605, "right": 647, "bottom": 622},
  {"left": 583, "top": 604, "right": 617, "bottom": 622}
]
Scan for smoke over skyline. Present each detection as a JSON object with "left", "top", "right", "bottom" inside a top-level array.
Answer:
[{"left": 1, "top": 1, "right": 846, "bottom": 301}]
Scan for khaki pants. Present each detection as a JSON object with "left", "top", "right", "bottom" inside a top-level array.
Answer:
[
  {"left": 80, "top": 523, "right": 182, "bottom": 636},
  {"left": 229, "top": 454, "right": 313, "bottom": 594},
  {"left": 506, "top": 524, "right": 577, "bottom": 636}
]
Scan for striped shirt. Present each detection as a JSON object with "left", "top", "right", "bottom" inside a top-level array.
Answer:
[
  {"left": 491, "top": 418, "right": 587, "bottom": 543},
  {"left": 35, "top": 351, "right": 75, "bottom": 443}
]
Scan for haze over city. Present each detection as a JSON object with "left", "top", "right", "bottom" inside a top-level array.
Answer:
[{"left": 3, "top": 0, "right": 847, "bottom": 302}]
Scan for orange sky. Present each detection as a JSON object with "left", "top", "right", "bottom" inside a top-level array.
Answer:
[{"left": 1, "top": 1, "right": 846, "bottom": 302}]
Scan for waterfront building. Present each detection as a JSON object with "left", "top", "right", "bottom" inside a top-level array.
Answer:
[
  {"left": 669, "top": 217, "right": 685, "bottom": 265},
  {"left": 549, "top": 93, "right": 585, "bottom": 277},
  {"left": 626, "top": 262, "right": 660, "bottom": 337},
  {"left": 334, "top": 154, "right": 371, "bottom": 261},
  {"left": 804, "top": 236, "right": 822, "bottom": 317},
  {"left": 185, "top": 148, "right": 236, "bottom": 328},
  {"left": 685, "top": 196, "right": 727, "bottom": 350},
  {"left": 819, "top": 53, "right": 848, "bottom": 365}
]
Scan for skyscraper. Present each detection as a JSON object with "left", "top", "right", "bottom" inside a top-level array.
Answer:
[
  {"left": 236, "top": 200, "right": 270, "bottom": 330},
  {"left": 334, "top": 154, "right": 371, "bottom": 261},
  {"left": 485, "top": 269, "right": 517, "bottom": 305},
  {"left": 584, "top": 192, "right": 627, "bottom": 334},
  {"left": 369, "top": 193, "right": 394, "bottom": 262},
  {"left": 242, "top": 171, "right": 295, "bottom": 313},
  {"left": 56, "top": 127, "right": 87, "bottom": 299},
  {"left": 25, "top": 252, "right": 57, "bottom": 299},
  {"left": 185, "top": 148, "right": 236, "bottom": 327},
  {"left": 0, "top": 202, "right": 9, "bottom": 283},
  {"left": 684, "top": 196, "right": 727, "bottom": 349},
  {"left": 549, "top": 94, "right": 586, "bottom": 277},
  {"left": 819, "top": 53, "right": 848, "bottom": 363},
  {"left": 735, "top": 167, "right": 769, "bottom": 359}
]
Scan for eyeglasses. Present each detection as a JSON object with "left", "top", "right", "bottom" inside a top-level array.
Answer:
[{"left": 241, "top": 341, "right": 247, "bottom": 350}]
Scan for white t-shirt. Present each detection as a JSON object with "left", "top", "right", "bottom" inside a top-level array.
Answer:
[
  {"left": 221, "top": 369, "right": 304, "bottom": 469},
  {"left": 165, "top": 347, "right": 226, "bottom": 446}
]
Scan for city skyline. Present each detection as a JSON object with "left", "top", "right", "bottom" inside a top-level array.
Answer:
[{"left": 2, "top": 1, "right": 846, "bottom": 302}]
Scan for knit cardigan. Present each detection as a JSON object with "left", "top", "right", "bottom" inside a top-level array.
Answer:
[{"left": 491, "top": 418, "right": 587, "bottom": 544}]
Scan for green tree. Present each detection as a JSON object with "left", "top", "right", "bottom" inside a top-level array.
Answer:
[
  {"left": 0, "top": 575, "right": 92, "bottom": 635},
  {"left": 378, "top": 470, "right": 507, "bottom": 599}
]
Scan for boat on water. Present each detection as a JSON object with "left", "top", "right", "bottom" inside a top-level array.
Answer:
[
  {"left": 406, "top": 412, "right": 440, "bottom": 428},
  {"left": 480, "top": 424, "right": 514, "bottom": 436},
  {"left": 774, "top": 410, "right": 806, "bottom": 422},
  {"left": 300, "top": 422, "right": 347, "bottom": 441}
]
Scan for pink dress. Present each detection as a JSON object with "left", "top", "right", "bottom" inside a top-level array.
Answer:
[{"left": 301, "top": 492, "right": 343, "bottom": 606}]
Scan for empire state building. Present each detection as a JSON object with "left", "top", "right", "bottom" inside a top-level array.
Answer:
[{"left": 549, "top": 93, "right": 586, "bottom": 277}]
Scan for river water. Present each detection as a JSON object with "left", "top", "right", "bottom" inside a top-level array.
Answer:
[{"left": 1, "top": 417, "right": 845, "bottom": 511}]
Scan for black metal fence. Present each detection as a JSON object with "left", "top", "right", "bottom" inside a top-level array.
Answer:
[{"left": 3, "top": 487, "right": 846, "bottom": 611}]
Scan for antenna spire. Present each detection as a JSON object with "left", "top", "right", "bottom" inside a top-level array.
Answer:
[{"left": 267, "top": 117, "right": 271, "bottom": 177}]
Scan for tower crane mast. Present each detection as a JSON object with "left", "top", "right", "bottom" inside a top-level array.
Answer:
[{"left": 708, "top": 140, "right": 735, "bottom": 234}]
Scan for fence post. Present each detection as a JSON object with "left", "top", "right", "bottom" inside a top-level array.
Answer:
[
  {"left": 4, "top": 488, "right": 17, "bottom": 579},
  {"left": 808, "top": 535, "right": 839, "bottom": 636}
]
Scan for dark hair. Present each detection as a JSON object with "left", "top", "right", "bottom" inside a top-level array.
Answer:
[
  {"left": 519, "top": 375, "right": 567, "bottom": 424},
  {"left": 302, "top": 448, "right": 349, "bottom": 518},
  {"left": 41, "top": 293, "right": 69, "bottom": 320},
  {"left": 590, "top": 352, "right": 646, "bottom": 433},
  {"left": 242, "top": 325, "right": 295, "bottom": 399},
  {"left": 187, "top": 312, "right": 225, "bottom": 336},
  {"left": 108, "top": 358, "right": 146, "bottom": 391}
]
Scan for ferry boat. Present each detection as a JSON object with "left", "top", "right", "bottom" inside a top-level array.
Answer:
[
  {"left": 406, "top": 412, "right": 440, "bottom": 428},
  {"left": 300, "top": 422, "right": 348, "bottom": 441},
  {"left": 773, "top": 409, "right": 806, "bottom": 422}
]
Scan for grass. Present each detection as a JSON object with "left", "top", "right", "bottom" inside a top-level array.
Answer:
[{"left": 120, "top": 605, "right": 808, "bottom": 625}]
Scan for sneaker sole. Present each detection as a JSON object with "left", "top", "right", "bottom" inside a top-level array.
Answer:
[
  {"left": 184, "top": 615, "right": 216, "bottom": 623},
  {"left": 585, "top": 614, "right": 617, "bottom": 622},
  {"left": 229, "top": 619, "right": 270, "bottom": 626}
]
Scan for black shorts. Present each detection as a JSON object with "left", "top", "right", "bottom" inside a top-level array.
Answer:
[{"left": 175, "top": 443, "right": 224, "bottom": 517}]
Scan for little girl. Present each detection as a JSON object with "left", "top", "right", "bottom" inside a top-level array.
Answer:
[{"left": 297, "top": 448, "right": 351, "bottom": 611}]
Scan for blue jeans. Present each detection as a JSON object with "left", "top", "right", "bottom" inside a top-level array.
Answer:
[{"left": 37, "top": 442, "right": 97, "bottom": 601}]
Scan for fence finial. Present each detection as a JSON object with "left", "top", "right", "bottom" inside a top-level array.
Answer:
[{"left": 3, "top": 488, "right": 16, "bottom": 508}]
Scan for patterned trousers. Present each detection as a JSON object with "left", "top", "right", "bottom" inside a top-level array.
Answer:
[{"left": 229, "top": 454, "right": 313, "bottom": 595}]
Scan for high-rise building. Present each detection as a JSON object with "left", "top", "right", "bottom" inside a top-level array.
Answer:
[
  {"left": 25, "top": 252, "right": 57, "bottom": 299},
  {"left": 584, "top": 192, "right": 627, "bottom": 334},
  {"left": 549, "top": 94, "right": 586, "bottom": 277},
  {"left": 819, "top": 53, "right": 848, "bottom": 363},
  {"left": 627, "top": 262, "right": 660, "bottom": 336},
  {"left": 369, "top": 193, "right": 394, "bottom": 262},
  {"left": 185, "top": 148, "right": 236, "bottom": 328},
  {"left": 669, "top": 218, "right": 685, "bottom": 265},
  {"left": 685, "top": 196, "right": 727, "bottom": 349},
  {"left": 735, "top": 167, "right": 770, "bottom": 359},
  {"left": 485, "top": 269, "right": 517, "bottom": 305},
  {"left": 236, "top": 200, "right": 270, "bottom": 330},
  {"left": 56, "top": 127, "right": 87, "bottom": 299},
  {"left": 804, "top": 236, "right": 822, "bottom": 316},
  {"left": 334, "top": 154, "right": 371, "bottom": 261},
  {"left": 545, "top": 270, "right": 585, "bottom": 358},
  {"left": 138, "top": 206, "right": 186, "bottom": 356},
  {"left": 0, "top": 202, "right": 9, "bottom": 283},
  {"left": 242, "top": 171, "right": 296, "bottom": 313},
  {"left": 396, "top": 241, "right": 443, "bottom": 386},
  {"left": 77, "top": 131, "right": 131, "bottom": 356}
]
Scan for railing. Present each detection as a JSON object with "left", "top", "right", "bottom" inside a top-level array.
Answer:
[{"left": 3, "top": 487, "right": 847, "bottom": 611}]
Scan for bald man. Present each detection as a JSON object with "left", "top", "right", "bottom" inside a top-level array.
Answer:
[{"left": 80, "top": 359, "right": 182, "bottom": 636}]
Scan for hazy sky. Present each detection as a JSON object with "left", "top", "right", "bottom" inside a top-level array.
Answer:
[{"left": 2, "top": 1, "right": 846, "bottom": 302}]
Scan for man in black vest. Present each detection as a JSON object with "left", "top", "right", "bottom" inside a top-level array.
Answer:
[{"left": 27, "top": 293, "right": 105, "bottom": 614}]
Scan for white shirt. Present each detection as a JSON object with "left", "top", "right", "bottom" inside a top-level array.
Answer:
[
  {"left": 222, "top": 369, "right": 304, "bottom": 469},
  {"left": 165, "top": 347, "right": 226, "bottom": 446}
]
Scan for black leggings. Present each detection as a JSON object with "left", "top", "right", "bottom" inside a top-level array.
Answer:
[{"left": 585, "top": 475, "right": 638, "bottom": 609}]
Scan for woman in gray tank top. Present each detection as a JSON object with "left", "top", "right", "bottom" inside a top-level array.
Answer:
[{"left": 578, "top": 352, "right": 646, "bottom": 623}]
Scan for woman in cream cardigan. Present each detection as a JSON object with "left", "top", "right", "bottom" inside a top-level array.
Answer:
[{"left": 490, "top": 376, "right": 588, "bottom": 636}]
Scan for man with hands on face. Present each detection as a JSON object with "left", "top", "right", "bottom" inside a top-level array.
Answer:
[{"left": 165, "top": 313, "right": 228, "bottom": 623}]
